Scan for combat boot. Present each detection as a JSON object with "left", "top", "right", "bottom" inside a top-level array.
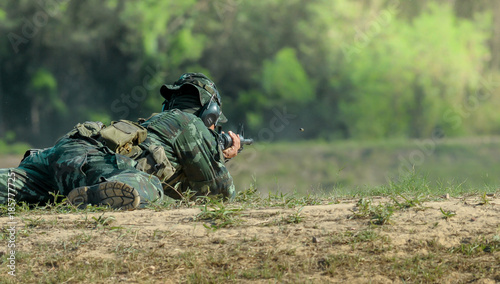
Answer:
[{"left": 67, "top": 181, "right": 140, "bottom": 210}]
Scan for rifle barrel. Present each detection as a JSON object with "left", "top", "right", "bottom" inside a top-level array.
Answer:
[{"left": 240, "top": 138, "right": 253, "bottom": 145}]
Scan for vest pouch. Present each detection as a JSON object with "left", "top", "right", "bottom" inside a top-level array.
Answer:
[
  {"left": 99, "top": 120, "right": 147, "bottom": 155},
  {"left": 135, "top": 145, "right": 175, "bottom": 182},
  {"left": 58, "top": 121, "right": 104, "bottom": 141}
]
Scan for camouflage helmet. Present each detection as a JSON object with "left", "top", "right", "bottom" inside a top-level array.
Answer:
[{"left": 160, "top": 73, "right": 227, "bottom": 123}]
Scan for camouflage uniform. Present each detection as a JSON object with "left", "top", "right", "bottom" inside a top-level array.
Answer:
[
  {"left": 0, "top": 122, "right": 163, "bottom": 207},
  {"left": 138, "top": 109, "right": 235, "bottom": 199},
  {"left": 134, "top": 72, "right": 235, "bottom": 199},
  {"left": 0, "top": 72, "right": 235, "bottom": 207}
]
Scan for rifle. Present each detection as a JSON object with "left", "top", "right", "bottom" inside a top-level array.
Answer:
[{"left": 218, "top": 124, "right": 253, "bottom": 152}]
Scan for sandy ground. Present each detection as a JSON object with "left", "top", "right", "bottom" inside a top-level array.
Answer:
[
  {"left": 0, "top": 155, "right": 21, "bottom": 168},
  {"left": 0, "top": 155, "right": 499, "bottom": 282},
  {"left": 1, "top": 195, "right": 499, "bottom": 283}
]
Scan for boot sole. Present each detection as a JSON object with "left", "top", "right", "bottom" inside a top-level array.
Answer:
[{"left": 67, "top": 181, "right": 140, "bottom": 210}]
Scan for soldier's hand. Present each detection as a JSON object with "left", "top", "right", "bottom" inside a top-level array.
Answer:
[{"left": 222, "top": 131, "right": 240, "bottom": 159}]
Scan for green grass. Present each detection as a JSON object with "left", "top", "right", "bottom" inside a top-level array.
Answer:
[
  {"left": 440, "top": 207, "right": 457, "bottom": 220},
  {"left": 3, "top": 137, "right": 500, "bottom": 198},
  {"left": 229, "top": 137, "right": 500, "bottom": 197},
  {"left": 0, "top": 138, "right": 500, "bottom": 283},
  {"left": 195, "top": 198, "right": 244, "bottom": 230},
  {"left": 0, "top": 188, "right": 498, "bottom": 283}
]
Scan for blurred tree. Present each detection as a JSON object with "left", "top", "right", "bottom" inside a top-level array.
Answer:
[
  {"left": 0, "top": 0, "right": 202, "bottom": 146},
  {"left": 296, "top": 0, "right": 376, "bottom": 139},
  {"left": 28, "top": 68, "right": 66, "bottom": 135},
  {"left": 0, "top": 6, "right": 5, "bottom": 134},
  {"left": 0, "top": 0, "right": 499, "bottom": 146},
  {"left": 338, "top": 3, "right": 492, "bottom": 138},
  {"left": 453, "top": 0, "right": 500, "bottom": 70},
  {"left": 261, "top": 48, "right": 315, "bottom": 104},
  {"left": 238, "top": 47, "right": 315, "bottom": 131},
  {"left": 191, "top": 0, "right": 311, "bottom": 131}
]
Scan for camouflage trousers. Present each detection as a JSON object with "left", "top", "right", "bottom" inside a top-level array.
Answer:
[{"left": 0, "top": 137, "right": 164, "bottom": 207}]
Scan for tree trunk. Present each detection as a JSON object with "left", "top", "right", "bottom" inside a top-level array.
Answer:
[
  {"left": 491, "top": 0, "right": 500, "bottom": 70},
  {"left": 31, "top": 100, "right": 40, "bottom": 136},
  {"left": 0, "top": 72, "right": 3, "bottom": 136},
  {"left": 410, "top": 77, "right": 425, "bottom": 138}
]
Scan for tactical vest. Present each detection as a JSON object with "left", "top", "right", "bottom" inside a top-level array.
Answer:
[
  {"left": 98, "top": 120, "right": 147, "bottom": 156},
  {"left": 63, "top": 120, "right": 146, "bottom": 157},
  {"left": 64, "top": 120, "right": 176, "bottom": 183},
  {"left": 135, "top": 111, "right": 189, "bottom": 183}
]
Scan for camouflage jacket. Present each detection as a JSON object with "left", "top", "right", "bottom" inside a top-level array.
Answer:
[{"left": 137, "top": 109, "right": 235, "bottom": 199}]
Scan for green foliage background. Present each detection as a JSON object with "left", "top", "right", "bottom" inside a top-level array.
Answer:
[{"left": 1, "top": 0, "right": 500, "bottom": 148}]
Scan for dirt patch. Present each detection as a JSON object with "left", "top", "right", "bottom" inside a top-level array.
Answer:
[
  {"left": 0, "top": 155, "right": 21, "bottom": 168},
  {"left": 1, "top": 195, "right": 499, "bottom": 283}
]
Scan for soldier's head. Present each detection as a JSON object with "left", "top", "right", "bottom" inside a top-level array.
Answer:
[{"left": 160, "top": 73, "right": 227, "bottom": 127}]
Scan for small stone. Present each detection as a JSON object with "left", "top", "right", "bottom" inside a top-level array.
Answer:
[{"left": 312, "top": 236, "right": 319, "bottom": 243}]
